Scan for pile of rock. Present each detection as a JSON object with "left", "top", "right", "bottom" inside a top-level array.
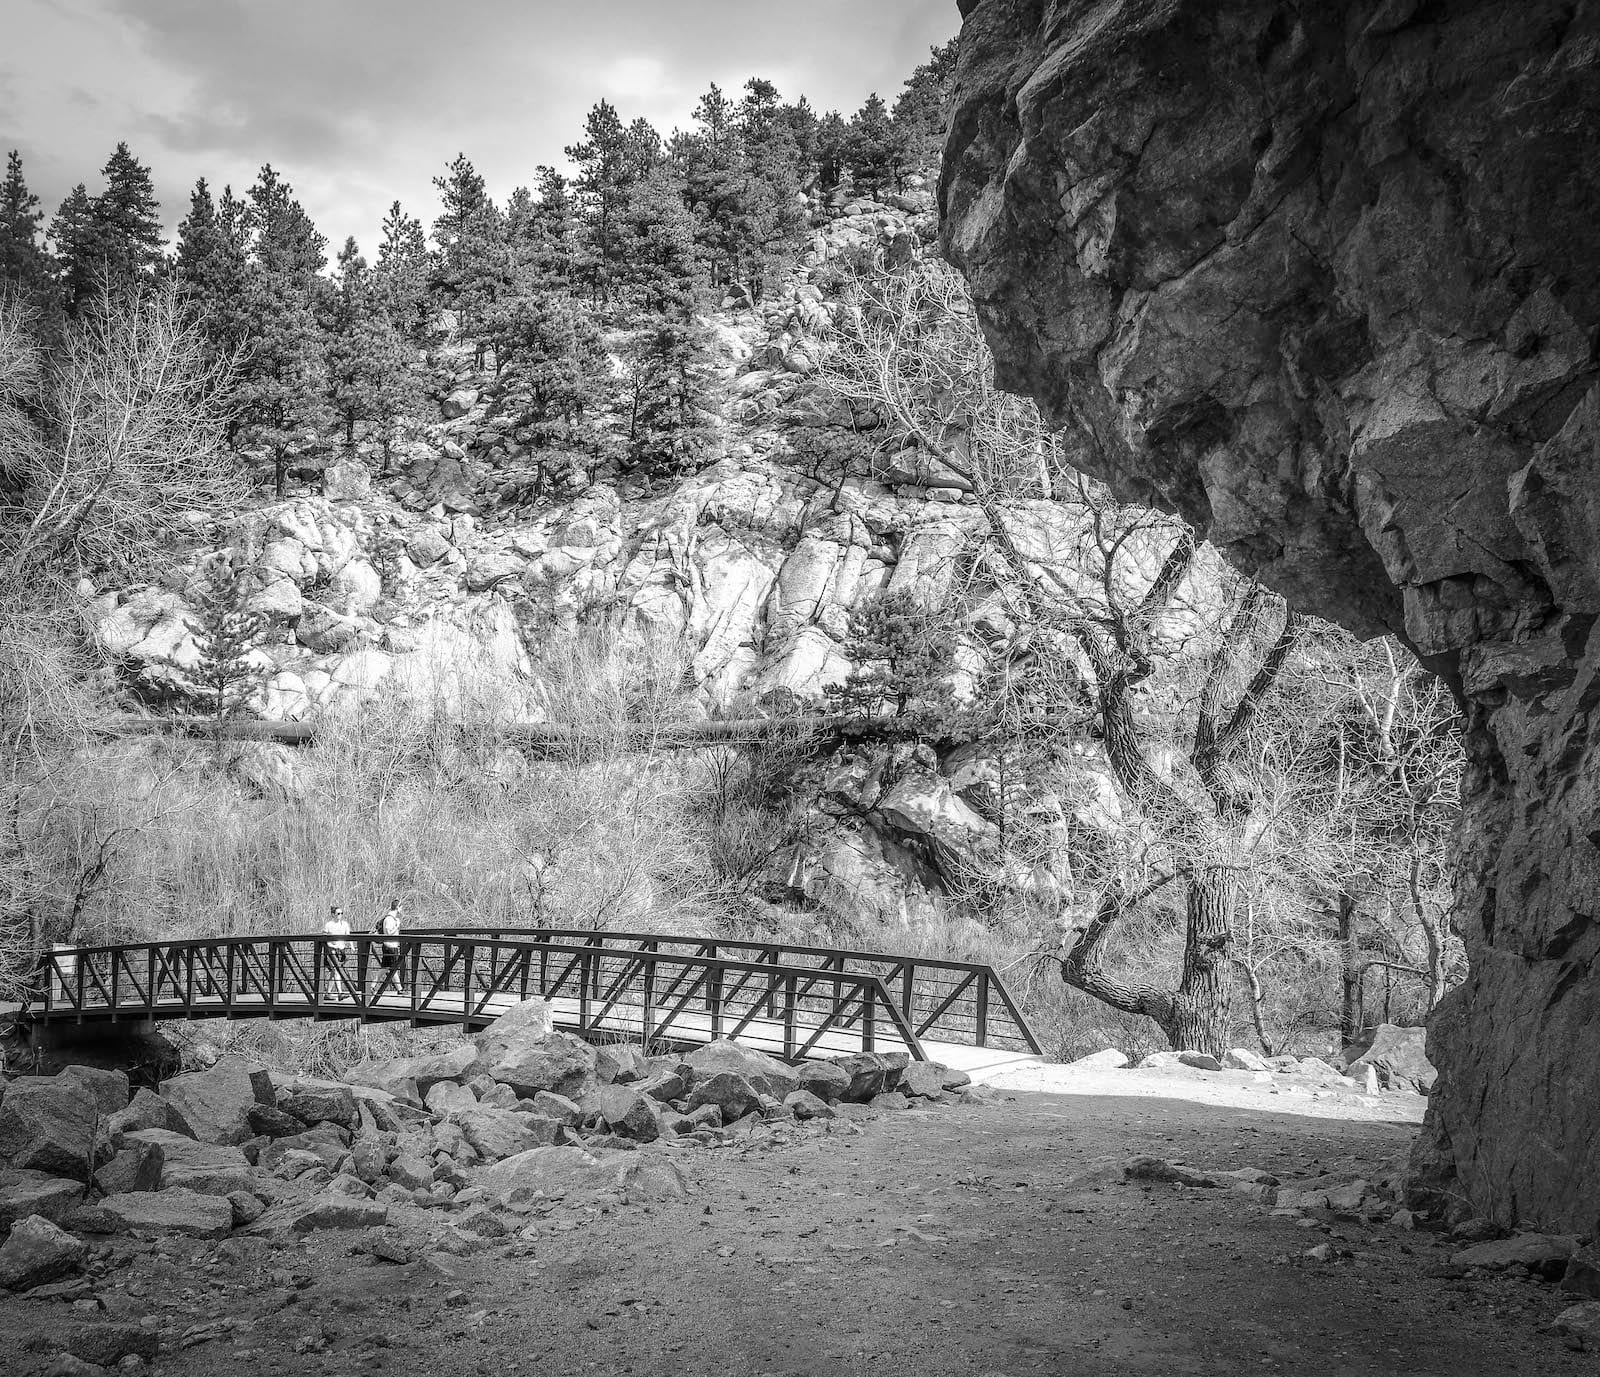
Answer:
[{"left": 0, "top": 1000, "right": 974, "bottom": 1300}]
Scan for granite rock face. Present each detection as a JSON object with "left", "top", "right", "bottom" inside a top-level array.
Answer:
[{"left": 942, "top": 0, "right": 1600, "bottom": 1231}]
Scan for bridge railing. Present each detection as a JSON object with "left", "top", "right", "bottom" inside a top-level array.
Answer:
[
  {"left": 411, "top": 927, "right": 1042, "bottom": 1055},
  {"left": 24, "top": 934, "right": 927, "bottom": 1062}
]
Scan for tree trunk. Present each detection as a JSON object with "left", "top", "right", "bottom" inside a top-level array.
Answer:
[
  {"left": 1337, "top": 890, "right": 1361, "bottom": 1041},
  {"left": 1168, "top": 865, "right": 1237, "bottom": 1055}
]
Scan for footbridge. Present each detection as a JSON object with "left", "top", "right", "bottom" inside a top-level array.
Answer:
[{"left": 21, "top": 928, "right": 1043, "bottom": 1075}]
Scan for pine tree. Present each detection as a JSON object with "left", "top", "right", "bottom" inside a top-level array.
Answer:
[
  {"left": 892, "top": 40, "right": 959, "bottom": 176},
  {"left": 431, "top": 154, "right": 511, "bottom": 360},
  {"left": 49, "top": 184, "right": 96, "bottom": 309},
  {"left": 566, "top": 102, "right": 660, "bottom": 305},
  {"left": 619, "top": 169, "right": 715, "bottom": 476},
  {"left": 192, "top": 564, "right": 267, "bottom": 758},
  {"left": 55, "top": 143, "right": 165, "bottom": 311},
  {"left": 843, "top": 95, "right": 903, "bottom": 197},
  {"left": 325, "top": 236, "right": 420, "bottom": 450},
  {"left": 826, "top": 590, "right": 960, "bottom": 729},
  {"left": 232, "top": 165, "right": 329, "bottom": 496},
  {"left": 498, "top": 292, "right": 609, "bottom": 445},
  {"left": 174, "top": 178, "right": 250, "bottom": 376},
  {"left": 0, "top": 150, "right": 54, "bottom": 309},
  {"left": 373, "top": 200, "right": 430, "bottom": 340}
]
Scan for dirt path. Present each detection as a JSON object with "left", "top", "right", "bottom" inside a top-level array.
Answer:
[{"left": 8, "top": 1079, "right": 1589, "bottom": 1377}]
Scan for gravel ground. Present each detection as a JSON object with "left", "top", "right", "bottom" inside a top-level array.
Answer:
[{"left": 4, "top": 1076, "right": 1589, "bottom": 1377}]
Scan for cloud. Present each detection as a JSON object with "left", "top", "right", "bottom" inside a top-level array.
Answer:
[{"left": 2, "top": 0, "right": 958, "bottom": 250}]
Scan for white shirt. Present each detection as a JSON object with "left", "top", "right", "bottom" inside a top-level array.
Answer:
[{"left": 324, "top": 916, "right": 351, "bottom": 952}]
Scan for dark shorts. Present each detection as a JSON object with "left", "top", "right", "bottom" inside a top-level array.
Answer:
[{"left": 378, "top": 946, "right": 400, "bottom": 969}]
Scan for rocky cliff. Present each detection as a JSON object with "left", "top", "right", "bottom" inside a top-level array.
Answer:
[{"left": 941, "top": 0, "right": 1600, "bottom": 1230}]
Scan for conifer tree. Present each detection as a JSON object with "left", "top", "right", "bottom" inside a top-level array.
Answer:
[
  {"left": 815, "top": 111, "right": 849, "bottom": 193},
  {"left": 374, "top": 200, "right": 430, "bottom": 341},
  {"left": 892, "top": 40, "right": 959, "bottom": 176},
  {"left": 431, "top": 153, "right": 510, "bottom": 360},
  {"left": 192, "top": 564, "right": 266, "bottom": 760},
  {"left": 325, "top": 236, "right": 420, "bottom": 450},
  {"left": 843, "top": 94, "right": 903, "bottom": 197},
  {"left": 174, "top": 178, "right": 250, "bottom": 374},
  {"left": 0, "top": 150, "right": 54, "bottom": 309},
  {"left": 566, "top": 102, "right": 660, "bottom": 305},
  {"left": 619, "top": 169, "right": 715, "bottom": 476},
  {"left": 232, "top": 165, "right": 328, "bottom": 496},
  {"left": 55, "top": 143, "right": 165, "bottom": 312}
]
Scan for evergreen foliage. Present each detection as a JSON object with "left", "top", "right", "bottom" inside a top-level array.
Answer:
[
  {"left": 566, "top": 102, "right": 661, "bottom": 305},
  {"left": 374, "top": 200, "right": 431, "bottom": 341},
  {"left": 826, "top": 591, "right": 961, "bottom": 730},
  {"left": 842, "top": 94, "right": 903, "bottom": 196},
  {"left": 192, "top": 563, "right": 266, "bottom": 755},
  {"left": 325, "top": 236, "right": 421, "bottom": 449},
  {"left": 232, "top": 165, "right": 329, "bottom": 496},
  {"left": 0, "top": 150, "right": 54, "bottom": 310}
]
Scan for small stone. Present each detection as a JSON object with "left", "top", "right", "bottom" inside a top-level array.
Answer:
[
  {"left": 227, "top": 1191, "right": 266, "bottom": 1226},
  {"left": 1303, "top": 1243, "right": 1335, "bottom": 1264},
  {"left": 1553, "top": 1302, "right": 1600, "bottom": 1346},
  {"left": 43, "top": 1356, "right": 108, "bottom": 1377}
]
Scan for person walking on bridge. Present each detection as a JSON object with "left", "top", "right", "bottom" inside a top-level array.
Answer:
[
  {"left": 373, "top": 898, "right": 405, "bottom": 996},
  {"left": 323, "top": 905, "right": 353, "bottom": 1003}
]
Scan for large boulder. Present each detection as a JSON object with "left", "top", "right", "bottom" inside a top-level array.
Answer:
[
  {"left": 585, "top": 1086, "right": 660, "bottom": 1144},
  {"left": 479, "top": 1146, "right": 686, "bottom": 1209},
  {"left": 0, "top": 1215, "right": 86, "bottom": 1290},
  {"left": 683, "top": 1071, "right": 761, "bottom": 1123},
  {"left": 941, "top": 0, "right": 1600, "bottom": 1233},
  {"left": 123, "top": 1129, "right": 253, "bottom": 1197},
  {"left": 100, "top": 1189, "right": 235, "bottom": 1240},
  {"left": 91, "top": 1142, "right": 164, "bottom": 1196},
  {"left": 681, "top": 1041, "right": 798, "bottom": 1101},
  {"left": 452, "top": 1107, "right": 557, "bottom": 1163},
  {"left": 1346, "top": 1024, "right": 1437, "bottom": 1095},
  {"left": 347, "top": 1042, "right": 475, "bottom": 1101},
  {"left": 107, "top": 1088, "right": 190, "bottom": 1141},
  {"left": 54, "top": 1067, "right": 129, "bottom": 1117},
  {"left": 469, "top": 1016, "right": 598, "bottom": 1102},
  {"left": 159, "top": 1060, "right": 275, "bottom": 1146},
  {"left": 0, "top": 1170, "right": 84, "bottom": 1232},
  {"left": 0, "top": 1078, "right": 100, "bottom": 1180}
]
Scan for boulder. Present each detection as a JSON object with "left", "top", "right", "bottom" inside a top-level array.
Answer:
[
  {"left": 898, "top": 1062, "right": 950, "bottom": 1100},
  {"left": 348, "top": 1042, "right": 475, "bottom": 1100},
  {"left": 1564, "top": 1247, "right": 1600, "bottom": 1302},
  {"left": 683, "top": 1072, "right": 761, "bottom": 1123},
  {"left": 585, "top": 1086, "right": 660, "bottom": 1144},
  {"left": 229, "top": 1191, "right": 266, "bottom": 1226},
  {"left": 385, "top": 1155, "right": 434, "bottom": 1192},
  {"left": 106, "top": 1088, "right": 189, "bottom": 1141},
  {"left": 290, "top": 1196, "right": 389, "bottom": 1232},
  {"left": 1453, "top": 1232, "right": 1579, "bottom": 1278},
  {"left": 425, "top": 1082, "right": 477, "bottom": 1117},
  {"left": 278, "top": 1085, "right": 359, "bottom": 1132},
  {"left": 1223, "top": 1048, "right": 1272, "bottom": 1072},
  {"left": 682, "top": 1041, "right": 799, "bottom": 1101},
  {"left": 245, "top": 1104, "right": 307, "bottom": 1140},
  {"left": 54, "top": 1067, "right": 130, "bottom": 1117},
  {"left": 91, "top": 1142, "right": 164, "bottom": 1196},
  {"left": 0, "top": 1215, "right": 85, "bottom": 1290},
  {"left": 784, "top": 1090, "right": 835, "bottom": 1121},
  {"left": 795, "top": 1061, "right": 851, "bottom": 1103},
  {"left": 454, "top": 1107, "right": 557, "bottom": 1163},
  {"left": 469, "top": 1022, "right": 598, "bottom": 1101},
  {"left": 1345, "top": 1025, "right": 1437, "bottom": 1095},
  {"left": 159, "top": 1060, "right": 275, "bottom": 1146},
  {"left": 530, "top": 1091, "right": 583, "bottom": 1125},
  {"left": 1124, "top": 1158, "right": 1220, "bottom": 1189},
  {"left": 0, "top": 1171, "right": 84, "bottom": 1232},
  {"left": 123, "top": 1129, "right": 253, "bottom": 1196},
  {"left": 1553, "top": 1303, "right": 1600, "bottom": 1346},
  {"left": 98, "top": 1189, "right": 234, "bottom": 1240},
  {"left": 479, "top": 1146, "right": 686, "bottom": 1208},
  {"left": 440, "top": 387, "right": 479, "bottom": 420},
  {"left": 0, "top": 1078, "right": 100, "bottom": 1179}
]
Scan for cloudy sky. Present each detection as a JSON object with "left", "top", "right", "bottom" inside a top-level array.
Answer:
[{"left": 2, "top": 0, "right": 957, "bottom": 253}]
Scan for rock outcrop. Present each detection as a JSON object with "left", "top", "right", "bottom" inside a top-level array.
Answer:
[{"left": 941, "top": 0, "right": 1600, "bottom": 1230}]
